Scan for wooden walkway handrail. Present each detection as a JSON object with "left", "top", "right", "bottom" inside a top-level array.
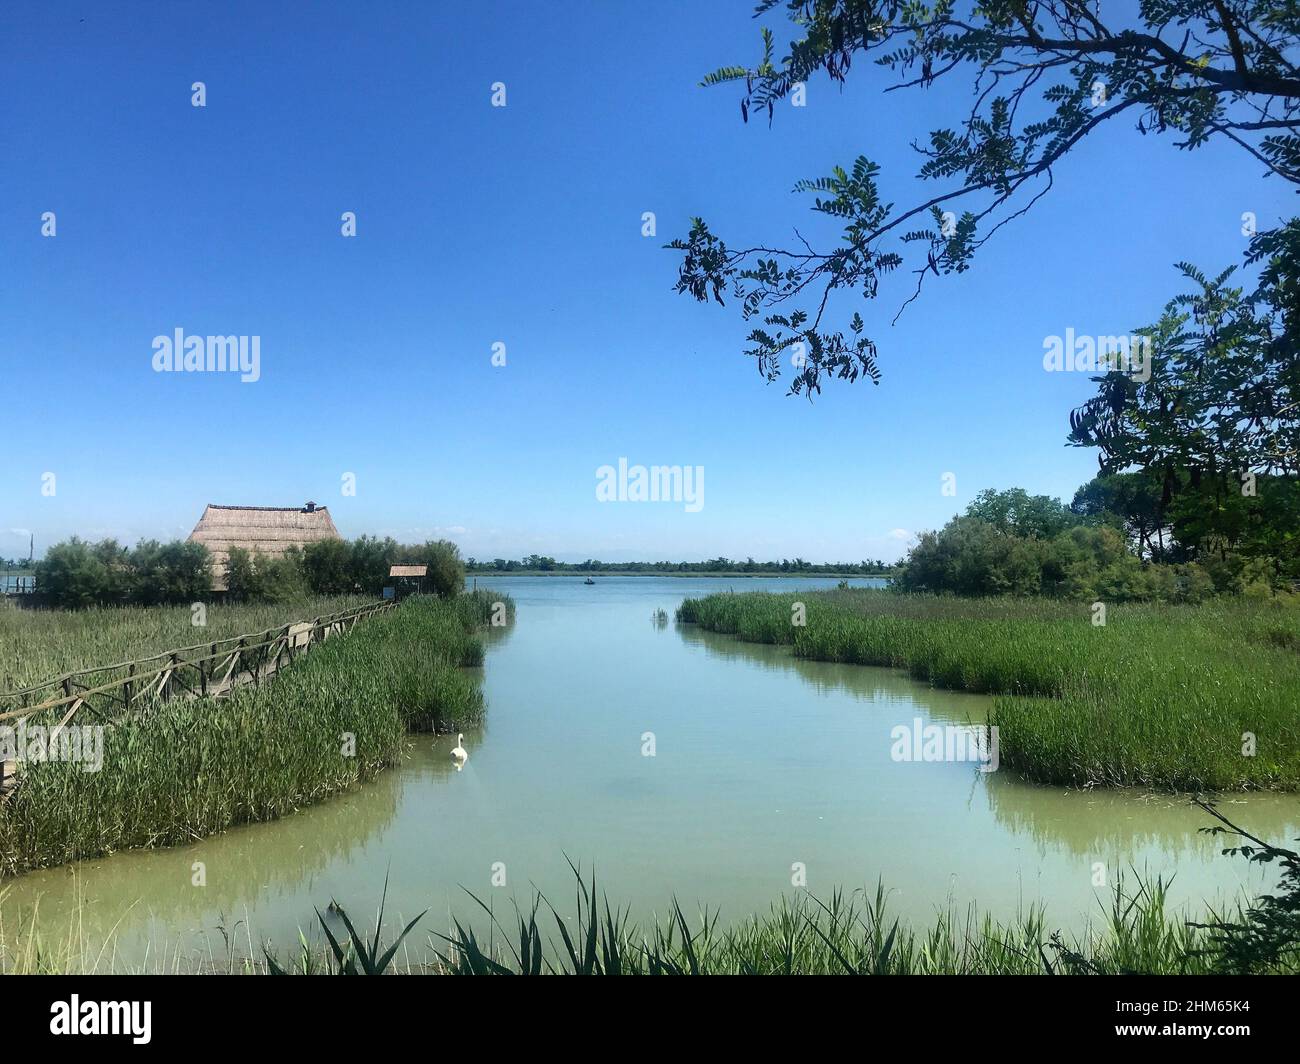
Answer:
[
  {"left": 2, "top": 601, "right": 385, "bottom": 697},
  {"left": 0, "top": 599, "right": 395, "bottom": 724}
]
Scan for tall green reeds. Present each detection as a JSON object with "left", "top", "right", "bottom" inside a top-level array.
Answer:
[{"left": 678, "top": 589, "right": 1300, "bottom": 791}]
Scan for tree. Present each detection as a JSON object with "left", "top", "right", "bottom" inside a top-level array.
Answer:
[
  {"left": 208, "top": 545, "right": 312, "bottom": 602},
  {"left": 300, "top": 539, "right": 354, "bottom": 595},
  {"left": 36, "top": 538, "right": 131, "bottom": 608},
  {"left": 895, "top": 483, "right": 1216, "bottom": 600},
  {"left": 1070, "top": 242, "right": 1299, "bottom": 482},
  {"left": 895, "top": 514, "right": 1046, "bottom": 595},
  {"left": 415, "top": 540, "right": 466, "bottom": 597},
  {"left": 1069, "top": 231, "right": 1299, "bottom": 583},
  {"left": 1071, "top": 471, "right": 1169, "bottom": 558},
  {"left": 350, "top": 535, "right": 399, "bottom": 595},
  {"left": 224, "top": 546, "right": 264, "bottom": 602},
  {"left": 669, "top": 1, "right": 1300, "bottom": 395},
  {"left": 966, "top": 487, "right": 1074, "bottom": 539},
  {"left": 260, "top": 549, "right": 310, "bottom": 600},
  {"left": 127, "top": 539, "right": 210, "bottom": 605}
]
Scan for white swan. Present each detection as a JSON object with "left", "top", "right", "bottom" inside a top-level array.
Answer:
[{"left": 450, "top": 733, "right": 468, "bottom": 762}]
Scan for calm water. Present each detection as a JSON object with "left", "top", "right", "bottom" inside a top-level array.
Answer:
[{"left": 4, "top": 576, "right": 1298, "bottom": 968}]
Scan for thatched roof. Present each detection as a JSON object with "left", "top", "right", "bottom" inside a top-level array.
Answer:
[
  {"left": 188, "top": 503, "right": 341, "bottom": 590},
  {"left": 389, "top": 564, "right": 427, "bottom": 578}
]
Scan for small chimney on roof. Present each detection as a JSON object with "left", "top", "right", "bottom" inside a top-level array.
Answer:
[{"left": 304, "top": 500, "right": 316, "bottom": 513}]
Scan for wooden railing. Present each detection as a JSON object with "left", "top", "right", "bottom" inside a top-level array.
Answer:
[{"left": 0, "top": 600, "right": 396, "bottom": 731}]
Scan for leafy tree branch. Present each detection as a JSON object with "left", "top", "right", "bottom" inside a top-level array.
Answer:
[{"left": 669, "top": 1, "right": 1300, "bottom": 395}]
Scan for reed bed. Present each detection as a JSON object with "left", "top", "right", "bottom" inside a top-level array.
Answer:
[
  {"left": 0, "top": 592, "right": 507, "bottom": 877},
  {"left": 678, "top": 589, "right": 1300, "bottom": 791},
  {"left": 0, "top": 595, "right": 370, "bottom": 693}
]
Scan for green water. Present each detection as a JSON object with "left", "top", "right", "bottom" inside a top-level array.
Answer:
[{"left": 3, "top": 576, "right": 1297, "bottom": 968}]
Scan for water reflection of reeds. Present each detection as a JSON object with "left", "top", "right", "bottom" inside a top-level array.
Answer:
[
  {"left": 681, "top": 621, "right": 1300, "bottom": 860},
  {"left": 677, "top": 622, "right": 991, "bottom": 721}
]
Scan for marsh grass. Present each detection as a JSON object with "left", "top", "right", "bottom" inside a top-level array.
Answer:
[
  {"left": 0, "top": 593, "right": 507, "bottom": 876},
  {"left": 678, "top": 589, "right": 1300, "bottom": 790}
]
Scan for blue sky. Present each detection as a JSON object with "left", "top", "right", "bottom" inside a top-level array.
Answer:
[{"left": 1, "top": 1, "right": 1288, "bottom": 563}]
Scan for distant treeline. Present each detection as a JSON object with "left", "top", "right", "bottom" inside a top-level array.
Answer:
[
  {"left": 29, "top": 536, "right": 465, "bottom": 609},
  {"left": 465, "top": 556, "right": 895, "bottom": 575}
]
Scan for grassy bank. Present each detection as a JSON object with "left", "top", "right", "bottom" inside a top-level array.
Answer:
[
  {"left": 0, "top": 592, "right": 508, "bottom": 876},
  {"left": 678, "top": 589, "right": 1300, "bottom": 791}
]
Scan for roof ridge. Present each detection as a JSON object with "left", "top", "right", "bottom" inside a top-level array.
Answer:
[{"left": 205, "top": 504, "right": 331, "bottom": 512}]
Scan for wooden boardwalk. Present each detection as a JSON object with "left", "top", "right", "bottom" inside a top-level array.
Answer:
[{"left": 0, "top": 600, "right": 395, "bottom": 797}]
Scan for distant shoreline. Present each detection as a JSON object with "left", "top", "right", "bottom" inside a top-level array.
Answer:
[{"left": 468, "top": 571, "right": 893, "bottom": 579}]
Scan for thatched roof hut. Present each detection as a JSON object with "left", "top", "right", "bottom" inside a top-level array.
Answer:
[
  {"left": 188, "top": 502, "right": 341, "bottom": 590},
  {"left": 388, "top": 565, "right": 427, "bottom": 579},
  {"left": 388, "top": 563, "right": 428, "bottom": 599}
]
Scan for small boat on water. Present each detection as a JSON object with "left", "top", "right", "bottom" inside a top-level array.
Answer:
[{"left": 583, "top": 577, "right": 595, "bottom": 585}]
